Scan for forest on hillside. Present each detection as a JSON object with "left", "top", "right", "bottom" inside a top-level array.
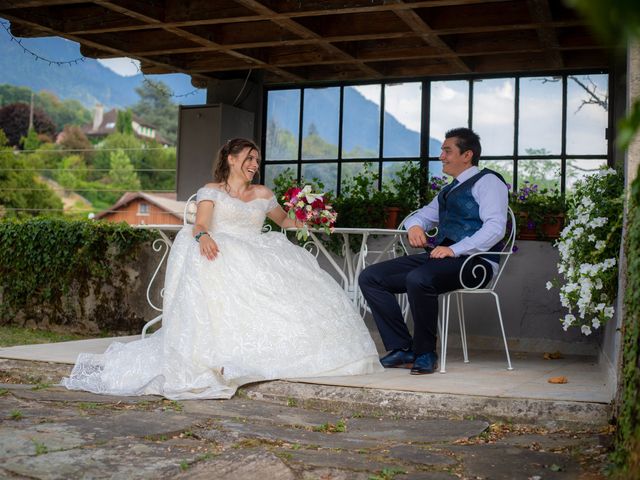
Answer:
[{"left": 0, "top": 80, "right": 179, "bottom": 218}]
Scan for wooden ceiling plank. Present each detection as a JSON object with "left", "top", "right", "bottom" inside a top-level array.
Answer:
[
  {"left": 526, "top": 0, "right": 563, "bottom": 68},
  {"left": 389, "top": 0, "right": 472, "bottom": 73},
  {"left": 232, "top": 0, "right": 384, "bottom": 78}
]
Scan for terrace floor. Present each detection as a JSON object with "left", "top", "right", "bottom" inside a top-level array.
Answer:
[{"left": 0, "top": 335, "right": 613, "bottom": 427}]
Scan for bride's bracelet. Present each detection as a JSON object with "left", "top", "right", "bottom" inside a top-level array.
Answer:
[{"left": 194, "top": 231, "right": 210, "bottom": 242}]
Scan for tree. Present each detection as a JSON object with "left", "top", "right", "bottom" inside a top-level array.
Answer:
[
  {"left": 0, "top": 85, "right": 91, "bottom": 131},
  {"left": 116, "top": 109, "right": 133, "bottom": 135},
  {"left": 58, "top": 125, "right": 94, "bottom": 162},
  {"left": 0, "top": 103, "right": 56, "bottom": 148},
  {"left": 0, "top": 129, "right": 63, "bottom": 218},
  {"left": 131, "top": 80, "right": 177, "bottom": 144},
  {"left": 108, "top": 149, "right": 140, "bottom": 191}
]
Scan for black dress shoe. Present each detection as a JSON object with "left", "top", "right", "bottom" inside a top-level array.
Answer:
[
  {"left": 410, "top": 352, "right": 439, "bottom": 375},
  {"left": 380, "top": 349, "right": 416, "bottom": 368}
]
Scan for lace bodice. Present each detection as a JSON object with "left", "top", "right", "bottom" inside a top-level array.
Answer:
[{"left": 196, "top": 187, "right": 278, "bottom": 237}]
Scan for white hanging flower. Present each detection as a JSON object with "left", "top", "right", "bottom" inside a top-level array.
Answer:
[{"left": 550, "top": 168, "right": 622, "bottom": 336}]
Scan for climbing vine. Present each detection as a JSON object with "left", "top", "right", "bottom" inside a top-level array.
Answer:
[
  {"left": 613, "top": 171, "right": 640, "bottom": 476},
  {"left": 0, "top": 218, "right": 154, "bottom": 331}
]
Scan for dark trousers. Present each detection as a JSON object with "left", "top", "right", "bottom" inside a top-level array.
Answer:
[{"left": 358, "top": 253, "right": 493, "bottom": 355}]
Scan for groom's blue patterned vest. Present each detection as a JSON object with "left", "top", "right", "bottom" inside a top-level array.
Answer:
[{"left": 435, "top": 168, "right": 506, "bottom": 263}]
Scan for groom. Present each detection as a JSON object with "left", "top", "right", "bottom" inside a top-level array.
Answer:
[{"left": 359, "top": 127, "right": 508, "bottom": 374}]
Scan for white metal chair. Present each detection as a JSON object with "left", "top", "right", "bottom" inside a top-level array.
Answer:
[
  {"left": 438, "top": 207, "right": 516, "bottom": 373},
  {"left": 141, "top": 193, "right": 197, "bottom": 338}
]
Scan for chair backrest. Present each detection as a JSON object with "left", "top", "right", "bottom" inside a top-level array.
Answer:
[
  {"left": 183, "top": 193, "right": 197, "bottom": 225},
  {"left": 485, "top": 206, "right": 516, "bottom": 290}
]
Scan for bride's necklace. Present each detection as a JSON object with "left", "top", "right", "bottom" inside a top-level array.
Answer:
[{"left": 224, "top": 183, "right": 250, "bottom": 199}]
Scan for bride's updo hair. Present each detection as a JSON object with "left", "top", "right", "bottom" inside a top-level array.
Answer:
[{"left": 213, "top": 138, "right": 261, "bottom": 183}]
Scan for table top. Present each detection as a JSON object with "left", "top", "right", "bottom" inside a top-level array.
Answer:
[{"left": 135, "top": 224, "right": 408, "bottom": 235}]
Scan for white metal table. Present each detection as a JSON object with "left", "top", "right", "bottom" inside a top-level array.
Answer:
[{"left": 290, "top": 227, "right": 410, "bottom": 315}]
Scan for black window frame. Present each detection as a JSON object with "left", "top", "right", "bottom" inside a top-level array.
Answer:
[{"left": 261, "top": 69, "right": 612, "bottom": 198}]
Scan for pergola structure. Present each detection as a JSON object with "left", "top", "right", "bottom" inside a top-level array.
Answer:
[
  {"left": 2, "top": 0, "right": 640, "bottom": 414},
  {"left": 0, "top": 0, "right": 611, "bottom": 86}
]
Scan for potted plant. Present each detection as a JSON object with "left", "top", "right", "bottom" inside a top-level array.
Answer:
[{"left": 510, "top": 182, "right": 566, "bottom": 240}]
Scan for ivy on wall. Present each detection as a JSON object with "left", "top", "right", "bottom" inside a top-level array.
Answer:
[
  {"left": 614, "top": 171, "right": 640, "bottom": 476},
  {"left": 0, "top": 218, "right": 154, "bottom": 331}
]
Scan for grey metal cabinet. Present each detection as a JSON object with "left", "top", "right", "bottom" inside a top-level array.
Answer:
[{"left": 176, "top": 104, "right": 254, "bottom": 200}]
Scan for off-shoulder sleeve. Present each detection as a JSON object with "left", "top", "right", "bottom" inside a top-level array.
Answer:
[
  {"left": 266, "top": 194, "right": 279, "bottom": 212},
  {"left": 196, "top": 187, "right": 222, "bottom": 203}
]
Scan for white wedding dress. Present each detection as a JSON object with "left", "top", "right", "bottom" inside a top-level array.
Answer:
[{"left": 62, "top": 186, "right": 382, "bottom": 399}]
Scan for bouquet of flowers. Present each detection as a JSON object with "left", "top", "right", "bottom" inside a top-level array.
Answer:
[{"left": 282, "top": 184, "right": 337, "bottom": 241}]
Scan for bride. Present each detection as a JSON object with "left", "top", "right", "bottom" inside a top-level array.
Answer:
[{"left": 62, "top": 138, "right": 382, "bottom": 399}]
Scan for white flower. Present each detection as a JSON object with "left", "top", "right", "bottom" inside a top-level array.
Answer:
[
  {"left": 595, "top": 240, "right": 606, "bottom": 250},
  {"left": 592, "top": 318, "right": 601, "bottom": 329},
  {"left": 581, "top": 325, "right": 592, "bottom": 335},
  {"left": 604, "top": 306, "right": 615, "bottom": 318},
  {"left": 546, "top": 281, "right": 553, "bottom": 290},
  {"left": 595, "top": 303, "right": 605, "bottom": 311}
]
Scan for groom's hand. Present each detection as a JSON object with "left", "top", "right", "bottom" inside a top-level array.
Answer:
[
  {"left": 430, "top": 246, "right": 454, "bottom": 259},
  {"left": 407, "top": 226, "right": 428, "bottom": 248}
]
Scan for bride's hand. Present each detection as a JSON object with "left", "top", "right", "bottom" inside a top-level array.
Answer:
[{"left": 199, "top": 235, "right": 219, "bottom": 260}]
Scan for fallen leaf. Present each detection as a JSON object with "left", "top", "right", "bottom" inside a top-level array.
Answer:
[
  {"left": 548, "top": 376, "right": 569, "bottom": 384},
  {"left": 543, "top": 351, "right": 564, "bottom": 360}
]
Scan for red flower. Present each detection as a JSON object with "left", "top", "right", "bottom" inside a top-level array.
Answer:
[
  {"left": 285, "top": 187, "right": 301, "bottom": 200},
  {"left": 295, "top": 209, "right": 307, "bottom": 221},
  {"left": 311, "top": 198, "right": 325, "bottom": 209}
]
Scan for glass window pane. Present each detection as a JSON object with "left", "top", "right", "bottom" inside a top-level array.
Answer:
[
  {"left": 566, "top": 159, "right": 609, "bottom": 191},
  {"left": 566, "top": 74, "right": 608, "bottom": 155},
  {"left": 429, "top": 80, "right": 469, "bottom": 156},
  {"left": 381, "top": 161, "right": 418, "bottom": 189},
  {"left": 479, "top": 160, "right": 514, "bottom": 189},
  {"left": 428, "top": 160, "right": 446, "bottom": 179},
  {"left": 301, "top": 163, "right": 338, "bottom": 193},
  {"left": 517, "top": 159, "right": 561, "bottom": 191},
  {"left": 265, "top": 90, "right": 300, "bottom": 161},
  {"left": 473, "top": 78, "right": 515, "bottom": 156},
  {"left": 302, "top": 87, "right": 339, "bottom": 160},
  {"left": 340, "top": 162, "right": 377, "bottom": 192},
  {"left": 264, "top": 164, "right": 295, "bottom": 190},
  {"left": 343, "top": 85, "right": 380, "bottom": 159},
  {"left": 383, "top": 82, "right": 421, "bottom": 157},
  {"left": 519, "top": 77, "right": 562, "bottom": 155}
]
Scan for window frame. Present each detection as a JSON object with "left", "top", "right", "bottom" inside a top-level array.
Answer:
[{"left": 261, "top": 70, "right": 612, "bottom": 197}]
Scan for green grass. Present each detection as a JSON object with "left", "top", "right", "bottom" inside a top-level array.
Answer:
[
  {"left": 10, "top": 409, "right": 23, "bottom": 420},
  {"left": 0, "top": 325, "right": 94, "bottom": 347},
  {"left": 32, "top": 440, "right": 48, "bottom": 455}
]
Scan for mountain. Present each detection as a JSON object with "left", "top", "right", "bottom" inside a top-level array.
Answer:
[
  {"left": 267, "top": 87, "right": 441, "bottom": 159},
  {"left": 0, "top": 32, "right": 206, "bottom": 109}
]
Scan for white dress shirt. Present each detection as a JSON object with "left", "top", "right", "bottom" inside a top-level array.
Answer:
[{"left": 404, "top": 166, "right": 509, "bottom": 265}]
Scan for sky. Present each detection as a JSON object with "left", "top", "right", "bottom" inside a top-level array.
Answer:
[
  {"left": 98, "top": 58, "right": 141, "bottom": 76},
  {"left": 356, "top": 75, "right": 608, "bottom": 157}
]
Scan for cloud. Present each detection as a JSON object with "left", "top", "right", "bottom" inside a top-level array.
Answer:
[{"left": 98, "top": 58, "right": 140, "bottom": 77}]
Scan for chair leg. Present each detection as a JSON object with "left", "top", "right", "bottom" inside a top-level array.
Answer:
[
  {"left": 440, "top": 293, "right": 451, "bottom": 374},
  {"left": 141, "top": 314, "right": 162, "bottom": 339},
  {"left": 491, "top": 292, "right": 513, "bottom": 371},
  {"left": 456, "top": 293, "right": 469, "bottom": 363}
]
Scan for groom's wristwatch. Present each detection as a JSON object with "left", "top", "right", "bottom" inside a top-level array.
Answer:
[{"left": 195, "top": 231, "right": 210, "bottom": 242}]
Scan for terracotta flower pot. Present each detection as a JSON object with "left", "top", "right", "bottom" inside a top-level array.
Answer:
[
  {"left": 516, "top": 212, "right": 565, "bottom": 240},
  {"left": 384, "top": 206, "right": 402, "bottom": 229}
]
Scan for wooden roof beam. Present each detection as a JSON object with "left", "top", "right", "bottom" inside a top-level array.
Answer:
[
  {"left": 232, "top": 0, "right": 384, "bottom": 79},
  {"left": 390, "top": 0, "right": 471, "bottom": 73},
  {"left": 526, "top": 0, "right": 563, "bottom": 69}
]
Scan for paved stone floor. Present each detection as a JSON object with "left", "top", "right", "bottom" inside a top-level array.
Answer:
[{"left": 0, "top": 360, "right": 612, "bottom": 480}]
